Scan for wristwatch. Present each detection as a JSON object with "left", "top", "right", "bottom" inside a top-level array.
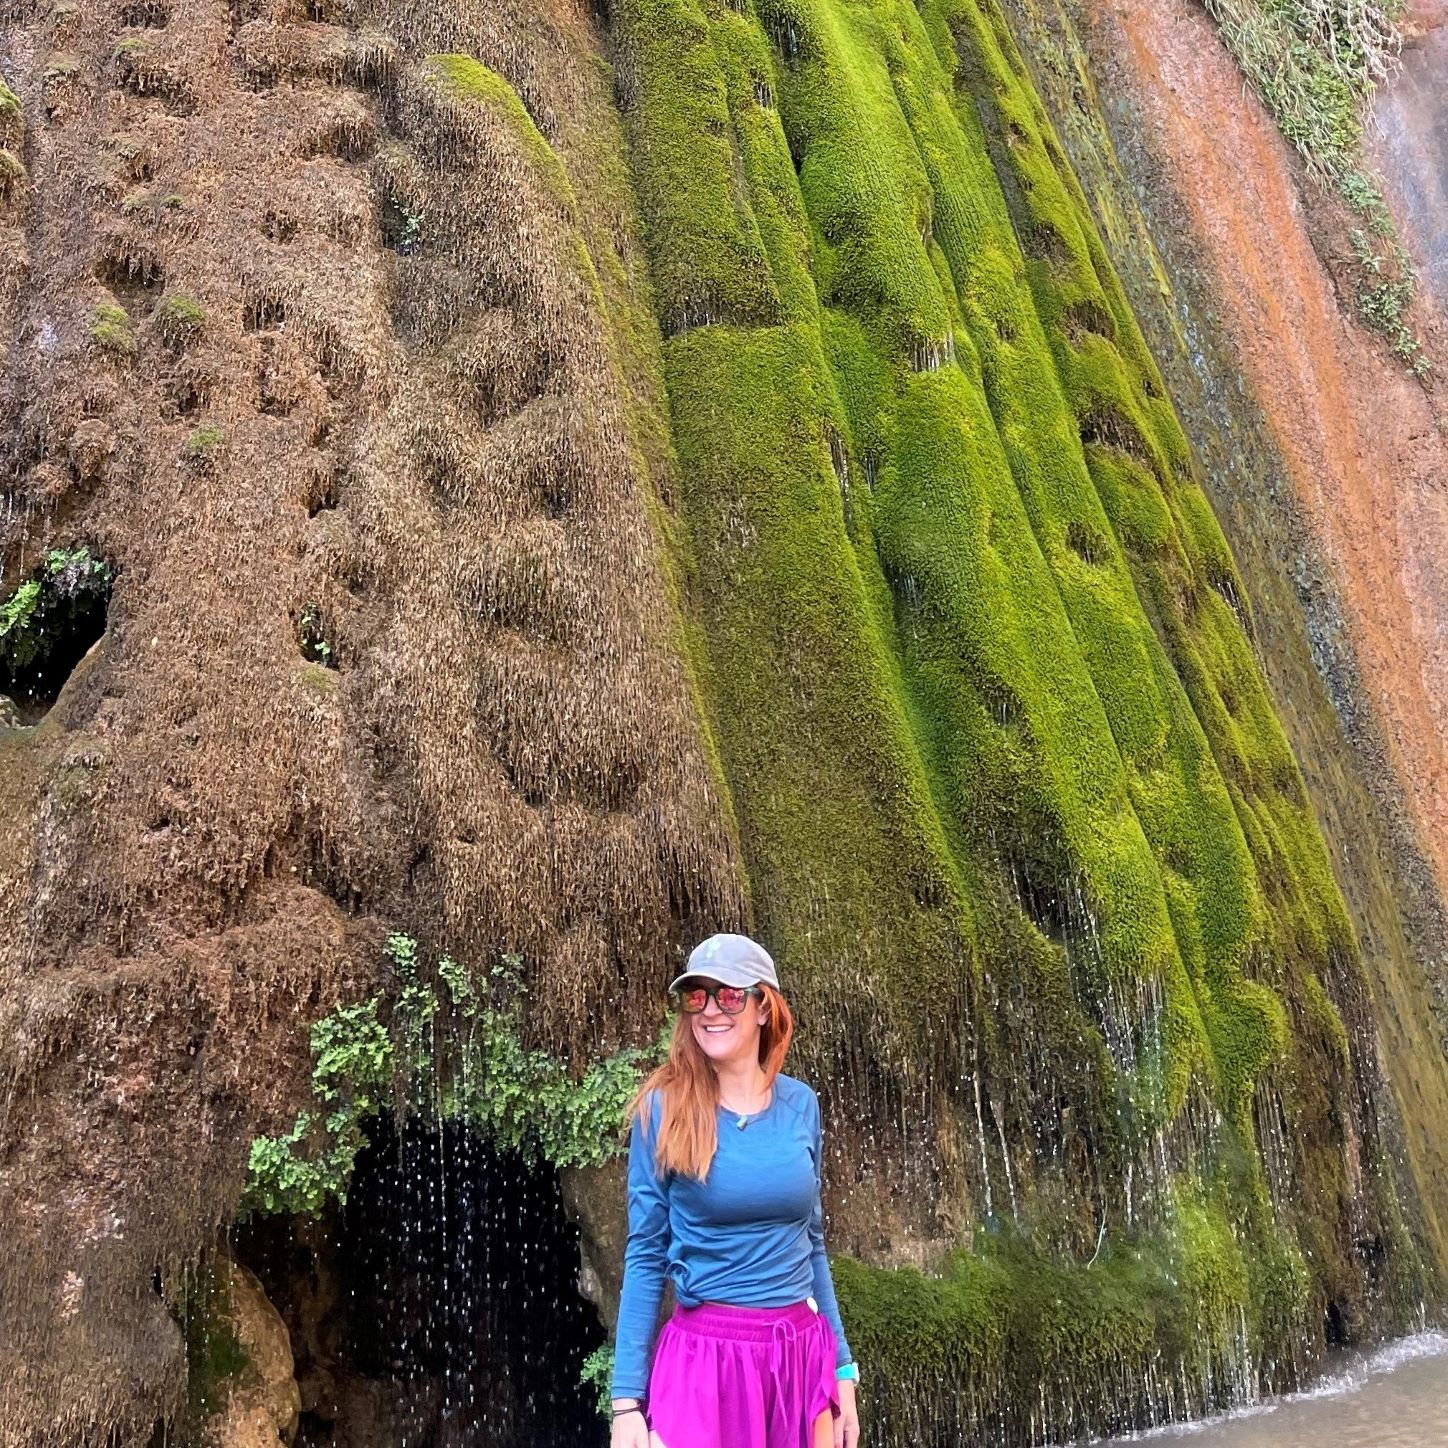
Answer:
[{"left": 835, "top": 1361, "right": 860, "bottom": 1382}]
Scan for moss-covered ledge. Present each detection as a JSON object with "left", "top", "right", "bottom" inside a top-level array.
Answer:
[{"left": 832, "top": 1188, "right": 1314, "bottom": 1441}]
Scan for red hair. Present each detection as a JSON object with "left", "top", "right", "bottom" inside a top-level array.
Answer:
[{"left": 625, "top": 982, "right": 794, "bottom": 1180}]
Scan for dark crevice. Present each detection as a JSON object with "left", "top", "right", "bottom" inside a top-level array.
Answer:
[
  {"left": 299, "top": 115, "right": 377, "bottom": 163},
  {"left": 256, "top": 338, "right": 299, "bottom": 417},
  {"left": 761, "top": 8, "right": 808, "bottom": 65},
  {"left": 296, "top": 602, "right": 338, "bottom": 670},
  {"left": 1001, "top": 841, "right": 1077, "bottom": 953},
  {"left": 0, "top": 548, "right": 113, "bottom": 723},
  {"left": 979, "top": 674, "right": 1024, "bottom": 729},
  {"left": 1065, "top": 518, "right": 1109, "bottom": 565},
  {"left": 165, "top": 371, "right": 209, "bottom": 419},
  {"left": 244, "top": 291, "right": 288, "bottom": 332},
  {"left": 303, "top": 464, "right": 340, "bottom": 517},
  {"left": 119, "top": 1, "right": 170, "bottom": 26},
  {"left": 115, "top": 47, "right": 197, "bottom": 116},
  {"left": 379, "top": 187, "right": 424, "bottom": 256},
  {"left": 228, "top": 0, "right": 265, "bottom": 32},
  {"left": 1077, "top": 405, "right": 1154, "bottom": 467},
  {"left": 96, "top": 238, "right": 166, "bottom": 309},
  {"left": 235, "top": 1120, "right": 606, "bottom": 1448},
  {"left": 262, "top": 208, "right": 301, "bottom": 243},
  {"left": 1022, "top": 220, "right": 1070, "bottom": 268},
  {"left": 1062, "top": 297, "right": 1116, "bottom": 345}
]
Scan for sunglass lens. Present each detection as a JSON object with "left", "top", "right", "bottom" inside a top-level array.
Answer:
[
  {"left": 678, "top": 988, "right": 707, "bottom": 1013},
  {"left": 717, "top": 987, "right": 748, "bottom": 1013}
]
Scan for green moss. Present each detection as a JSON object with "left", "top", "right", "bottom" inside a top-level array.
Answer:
[
  {"left": 833, "top": 1190, "right": 1307, "bottom": 1437},
  {"left": 608, "top": 0, "right": 781, "bottom": 332},
  {"left": 91, "top": 300, "right": 134, "bottom": 354},
  {"left": 156, "top": 291, "right": 205, "bottom": 346},
  {"left": 295, "top": 661, "right": 337, "bottom": 698},
  {"left": 612, "top": 0, "right": 1425, "bottom": 1426},
  {"left": 182, "top": 423, "right": 223, "bottom": 464},
  {"left": 421, "top": 53, "right": 575, "bottom": 212},
  {"left": 179, "top": 1261, "right": 250, "bottom": 1426}
]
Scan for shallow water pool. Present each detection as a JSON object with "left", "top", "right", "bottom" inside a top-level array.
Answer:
[{"left": 1100, "top": 1333, "right": 1448, "bottom": 1446}]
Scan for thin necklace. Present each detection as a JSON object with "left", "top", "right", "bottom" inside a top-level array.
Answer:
[{"left": 720, "top": 1081, "right": 771, "bottom": 1130}]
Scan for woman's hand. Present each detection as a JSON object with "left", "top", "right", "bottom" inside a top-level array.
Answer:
[
  {"left": 609, "top": 1402, "right": 651, "bottom": 1448},
  {"left": 835, "top": 1379, "right": 860, "bottom": 1447}
]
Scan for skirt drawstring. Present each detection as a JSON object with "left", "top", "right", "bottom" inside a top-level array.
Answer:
[{"left": 768, "top": 1317, "right": 804, "bottom": 1447}]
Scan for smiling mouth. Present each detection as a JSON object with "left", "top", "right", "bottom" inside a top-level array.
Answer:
[{"left": 701, "top": 1024, "right": 732, "bottom": 1034}]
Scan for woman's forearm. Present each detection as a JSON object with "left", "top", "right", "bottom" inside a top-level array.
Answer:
[
  {"left": 610, "top": 1092, "right": 670, "bottom": 1399},
  {"left": 611, "top": 1247, "right": 667, "bottom": 1396}
]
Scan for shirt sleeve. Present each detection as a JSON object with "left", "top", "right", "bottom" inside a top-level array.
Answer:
[
  {"left": 609, "top": 1090, "right": 671, "bottom": 1399},
  {"left": 807, "top": 1087, "right": 854, "bottom": 1368}
]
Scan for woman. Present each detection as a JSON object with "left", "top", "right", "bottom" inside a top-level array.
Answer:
[{"left": 608, "top": 932, "right": 862, "bottom": 1448}]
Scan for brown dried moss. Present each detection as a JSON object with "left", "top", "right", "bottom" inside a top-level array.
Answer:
[{"left": 0, "top": 3, "right": 740, "bottom": 1443}]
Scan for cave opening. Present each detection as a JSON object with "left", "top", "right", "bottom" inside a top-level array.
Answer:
[
  {"left": 0, "top": 547, "right": 112, "bottom": 724},
  {"left": 236, "top": 1117, "right": 608, "bottom": 1448}
]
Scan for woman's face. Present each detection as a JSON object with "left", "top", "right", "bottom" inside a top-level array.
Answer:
[{"left": 682, "top": 976, "right": 767, "bottom": 1068}]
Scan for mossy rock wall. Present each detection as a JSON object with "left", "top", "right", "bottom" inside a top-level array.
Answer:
[
  {"left": 992, "top": 0, "right": 1448, "bottom": 1284},
  {"left": 606, "top": 0, "right": 1436, "bottom": 1437},
  {"left": 1, "top": 0, "right": 1443, "bottom": 1443}
]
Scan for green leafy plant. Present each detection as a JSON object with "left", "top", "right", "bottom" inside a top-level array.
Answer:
[
  {"left": 0, "top": 579, "right": 40, "bottom": 645},
  {"left": 240, "top": 935, "right": 669, "bottom": 1218},
  {"left": 0, "top": 548, "right": 112, "bottom": 676},
  {"left": 1205, "top": 0, "right": 1430, "bottom": 375},
  {"left": 297, "top": 603, "right": 334, "bottom": 667},
  {"left": 579, "top": 1343, "right": 616, "bottom": 1418},
  {"left": 384, "top": 187, "right": 426, "bottom": 254},
  {"left": 1350, "top": 229, "right": 1429, "bottom": 374}
]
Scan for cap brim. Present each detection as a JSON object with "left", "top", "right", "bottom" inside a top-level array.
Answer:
[{"left": 667, "top": 964, "right": 757, "bottom": 992}]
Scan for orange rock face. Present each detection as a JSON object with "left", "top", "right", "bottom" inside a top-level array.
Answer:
[{"left": 1089, "top": 0, "right": 1448, "bottom": 907}]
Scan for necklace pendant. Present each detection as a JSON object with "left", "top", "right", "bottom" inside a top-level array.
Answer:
[{"left": 736, "top": 1113, "right": 748, "bottom": 1129}]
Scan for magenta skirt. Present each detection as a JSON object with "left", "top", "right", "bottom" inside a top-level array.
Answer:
[{"left": 645, "top": 1298, "right": 841, "bottom": 1448}]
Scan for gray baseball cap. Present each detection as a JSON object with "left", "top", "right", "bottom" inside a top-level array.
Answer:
[{"left": 668, "top": 932, "right": 780, "bottom": 993}]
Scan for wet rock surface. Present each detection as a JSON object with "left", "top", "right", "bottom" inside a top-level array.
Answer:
[
  {"left": 1373, "top": 0, "right": 1448, "bottom": 323},
  {"left": 212, "top": 1260, "right": 301, "bottom": 1448}
]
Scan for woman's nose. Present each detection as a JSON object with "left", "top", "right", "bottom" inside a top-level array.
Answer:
[{"left": 701, "top": 996, "right": 724, "bottom": 1017}]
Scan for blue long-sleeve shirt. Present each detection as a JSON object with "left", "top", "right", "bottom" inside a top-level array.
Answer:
[{"left": 609, "top": 1071, "right": 854, "bottom": 1400}]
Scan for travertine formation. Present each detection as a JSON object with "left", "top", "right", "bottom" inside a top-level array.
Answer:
[{"left": 2, "top": 0, "right": 1446, "bottom": 1443}]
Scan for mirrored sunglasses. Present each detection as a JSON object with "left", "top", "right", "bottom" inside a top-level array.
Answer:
[{"left": 670, "top": 982, "right": 763, "bottom": 1015}]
